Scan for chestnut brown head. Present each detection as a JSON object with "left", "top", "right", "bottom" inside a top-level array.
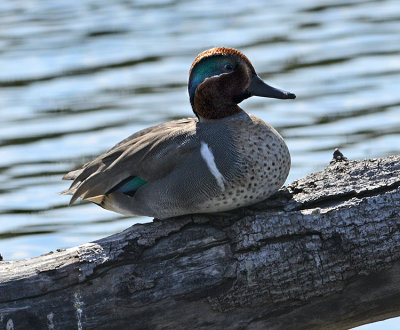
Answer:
[{"left": 188, "top": 47, "right": 295, "bottom": 120}]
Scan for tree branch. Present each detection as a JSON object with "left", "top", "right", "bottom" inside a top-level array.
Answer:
[{"left": 1, "top": 153, "right": 400, "bottom": 329}]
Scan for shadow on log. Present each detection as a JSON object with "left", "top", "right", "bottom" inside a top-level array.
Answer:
[{"left": 1, "top": 153, "right": 400, "bottom": 329}]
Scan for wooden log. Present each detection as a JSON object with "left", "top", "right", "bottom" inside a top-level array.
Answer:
[{"left": 1, "top": 153, "right": 400, "bottom": 329}]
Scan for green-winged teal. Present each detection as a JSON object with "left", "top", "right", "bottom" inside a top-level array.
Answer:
[{"left": 63, "top": 47, "right": 295, "bottom": 219}]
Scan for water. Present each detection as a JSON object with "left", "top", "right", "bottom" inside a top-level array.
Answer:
[{"left": 1, "top": 0, "right": 399, "bottom": 261}]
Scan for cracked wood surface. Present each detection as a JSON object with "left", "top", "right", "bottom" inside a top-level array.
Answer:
[{"left": 0, "top": 154, "right": 400, "bottom": 329}]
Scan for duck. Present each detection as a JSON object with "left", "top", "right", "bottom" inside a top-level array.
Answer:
[{"left": 62, "top": 47, "right": 296, "bottom": 219}]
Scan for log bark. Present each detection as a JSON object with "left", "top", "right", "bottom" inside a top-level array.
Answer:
[{"left": 1, "top": 153, "right": 400, "bottom": 330}]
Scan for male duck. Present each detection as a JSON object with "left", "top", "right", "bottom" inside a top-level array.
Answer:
[{"left": 63, "top": 47, "right": 295, "bottom": 219}]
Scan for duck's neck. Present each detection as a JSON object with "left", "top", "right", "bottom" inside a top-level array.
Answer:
[
  {"left": 192, "top": 83, "right": 242, "bottom": 120},
  {"left": 194, "top": 102, "right": 242, "bottom": 120}
]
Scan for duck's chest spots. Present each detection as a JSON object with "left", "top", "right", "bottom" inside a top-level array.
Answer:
[{"left": 201, "top": 122, "right": 290, "bottom": 211}]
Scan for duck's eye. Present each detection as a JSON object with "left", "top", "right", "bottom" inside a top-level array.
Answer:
[{"left": 224, "top": 64, "right": 233, "bottom": 71}]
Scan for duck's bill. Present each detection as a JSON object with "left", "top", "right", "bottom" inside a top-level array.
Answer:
[{"left": 248, "top": 74, "right": 296, "bottom": 100}]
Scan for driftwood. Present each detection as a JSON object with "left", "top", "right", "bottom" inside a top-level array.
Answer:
[{"left": 1, "top": 152, "right": 400, "bottom": 330}]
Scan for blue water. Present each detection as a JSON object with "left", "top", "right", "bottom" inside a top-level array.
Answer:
[{"left": 0, "top": 1, "right": 400, "bottom": 327}]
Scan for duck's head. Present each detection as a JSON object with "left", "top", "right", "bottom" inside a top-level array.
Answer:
[{"left": 188, "top": 47, "right": 295, "bottom": 120}]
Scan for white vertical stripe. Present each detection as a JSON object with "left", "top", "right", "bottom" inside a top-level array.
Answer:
[{"left": 200, "top": 142, "right": 225, "bottom": 191}]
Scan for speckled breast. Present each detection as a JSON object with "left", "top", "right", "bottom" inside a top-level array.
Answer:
[{"left": 201, "top": 113, "right": 291, "bottom": 212}]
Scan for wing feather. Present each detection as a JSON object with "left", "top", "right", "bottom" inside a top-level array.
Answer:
[{"left": 63, "top": 118, "right": 199, "bottom": 204}]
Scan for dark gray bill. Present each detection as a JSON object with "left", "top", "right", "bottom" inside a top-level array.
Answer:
[{"left": 248, "top": 74, "right": 296, "bottom": 99}]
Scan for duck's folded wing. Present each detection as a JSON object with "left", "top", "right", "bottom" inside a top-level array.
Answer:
[{"left": 62, "top": 118, "right": 199, "bottom": 204}]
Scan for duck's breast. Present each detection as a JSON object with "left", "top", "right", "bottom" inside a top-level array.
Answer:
[{"left": 196, "top": 112, "right": 290, "bottom": 212}]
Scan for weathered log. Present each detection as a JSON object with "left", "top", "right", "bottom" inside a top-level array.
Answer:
[{"left": 1, "top": 153, "right": 400, "bottom": 330}]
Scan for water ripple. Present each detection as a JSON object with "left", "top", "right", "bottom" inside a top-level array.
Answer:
[{"left": 0, "top": 0, "right": 399, "bottom": 265}]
